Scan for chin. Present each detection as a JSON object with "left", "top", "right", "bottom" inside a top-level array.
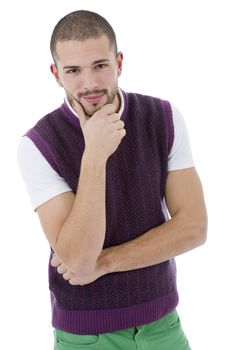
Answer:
[{"left": 84, "top": 102, "right": 107, "bottom": 117}]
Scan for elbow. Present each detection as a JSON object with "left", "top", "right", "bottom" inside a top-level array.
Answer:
[
  {"left": 60, "top": 253, "right": 98, "bottom": 275},
  {"left": 69, "top": 259, "right": 96, "bottom": 275},
  {"left": 55, "top": 237, "right": 98, "bottom": 275},
  {"left": 195, "top": 213, "right": 208, "bottom": 247},
  {"left": 183, "top": 211, "right": 208, "bottom": 250}
]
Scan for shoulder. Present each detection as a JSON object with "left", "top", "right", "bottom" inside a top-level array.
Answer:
[
  {"left": 26, "top": 106, "right": 64, "bottom": 133},
  {"left": 168, "top": 103, "right": 195, "bottom": 171},
  {"left": 17, "top": 136, "right": 72, "bottom": 211},
  {"left": 17, "top": 136, "right": 59, "bottom": 180},
  {"left": 123, "top": 90, "right": 174, "bottom": 152},
  {"left": 124, "top": 91, "right": 171, "bottom": 121},
  {"left": 125, "top": 91, "right": 161, "bottom": 107},
  {"left": 125, "top": 91, "right": 172, "bottom": 118}
]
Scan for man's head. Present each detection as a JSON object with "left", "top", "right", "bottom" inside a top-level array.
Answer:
[
  {"left": 50, "top": 10, "right": 123, "bottom": 117},
  {"left": 50, "top": 10, "right": 118, "bottom": 63}
]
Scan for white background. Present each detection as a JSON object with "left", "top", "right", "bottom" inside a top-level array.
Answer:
[{"left": 1, "top": 0, "right": 232, "bottom": 348}]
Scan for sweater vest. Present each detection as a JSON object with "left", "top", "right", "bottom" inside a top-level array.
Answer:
[{"left": 25, "top": 90, "right": 178, "bottom": 334}]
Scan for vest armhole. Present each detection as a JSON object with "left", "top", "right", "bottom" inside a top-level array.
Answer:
[
  {"left": 24, "top": 128, "right": 61, "bottom": 175},
  {"left": 160, "top": 100, "right": 175, "bottom": 154}
]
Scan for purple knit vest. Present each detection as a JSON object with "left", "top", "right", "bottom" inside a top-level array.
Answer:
[{"left": 25, "top": 90, "right": 178, "bottom": 335}]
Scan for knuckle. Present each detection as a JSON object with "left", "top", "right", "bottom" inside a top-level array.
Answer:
[
  {"left": 63, "top": 272, "right": 70, "bottom": 280},
  {"left": 120, "top": 121, "right": 125, "bottom": 127},
  {"left": 106, "top": 104, "right": 116, "bottom": 113},
  {"left": 113, "top": 113, "right": 120, "bottom": 120},
  {"left": 121, "top": 129, "right": 126, "bottom": 137},
  {"left": 70, "top": 278, "right": 80, "bottom": 285}
]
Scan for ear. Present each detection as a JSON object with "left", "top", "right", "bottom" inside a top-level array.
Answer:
[
  {"left": 50, "top": 64, "right": 63, "bottom": 87},
  {"left": 116, "top": 52, "right": 123, "bottom": 77}
]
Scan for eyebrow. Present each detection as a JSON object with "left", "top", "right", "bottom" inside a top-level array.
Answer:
[{"left": 63, "top": 59, "right": 110, "bottom": 70}]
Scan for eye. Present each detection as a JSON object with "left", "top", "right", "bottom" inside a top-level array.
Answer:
[
  {"left": 66, "top": 68, "right": 80, "bottom": 74},
  {"left": 95, "top": 63, "right": 108, "bottom": 70}
]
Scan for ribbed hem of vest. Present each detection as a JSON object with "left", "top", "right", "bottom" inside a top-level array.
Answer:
[
  {"left": 160, "top": 99, "right": 174, "bottom": 154},
  {"left": 51, "top": 290, "right": 179, "bottom": 335}
]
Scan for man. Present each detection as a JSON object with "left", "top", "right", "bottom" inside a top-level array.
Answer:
[{"left": 18, "top": 10, "right": 207, "bottom": 349}]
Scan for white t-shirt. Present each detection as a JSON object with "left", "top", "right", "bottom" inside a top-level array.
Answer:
[{"left": 17, "top": 93, "right": 194, "bottom": 211}]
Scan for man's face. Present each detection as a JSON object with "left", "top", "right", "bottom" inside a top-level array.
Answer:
[{"left": 51, "top": 35, "right": 123, "bottom": 116}]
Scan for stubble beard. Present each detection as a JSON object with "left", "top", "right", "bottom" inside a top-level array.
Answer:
[{"left": 67, "top": 85, "right": 119, "bottom": 117}]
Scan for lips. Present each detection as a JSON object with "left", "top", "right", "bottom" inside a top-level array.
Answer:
[{"left": 83, "top": 93, "right": 105, "bottom": 104}]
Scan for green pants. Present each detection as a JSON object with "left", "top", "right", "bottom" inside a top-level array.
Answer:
[{"left": 54, "top": 310, "right": 191, "bottom": 349}]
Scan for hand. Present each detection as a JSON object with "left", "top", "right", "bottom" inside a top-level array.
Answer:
[
  {"left": 51, "top": 253, "right": 107, "bottom": 286},
  {"left": 72, "top": 99, "right": 126, "bottom": 160}
]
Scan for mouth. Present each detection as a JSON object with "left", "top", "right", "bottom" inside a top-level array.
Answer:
[{"left": 82, "top": 93, "right": 105, "bottom": 104}]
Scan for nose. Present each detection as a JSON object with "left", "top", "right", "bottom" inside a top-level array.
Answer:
[{"left": 82, "top": 69, "right": 99, "bottom": 92}]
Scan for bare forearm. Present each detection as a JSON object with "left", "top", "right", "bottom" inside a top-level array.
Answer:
[
  {"left": 56, "top": 151, "right": 107, "bottom": 273},
  {"left": 101, "top": 168, "right": 208, "bottom": 274},
  {"left": 52, "top": 212, "right": 207, "bottom": 286},
  {"left": 100, "top": 212, "right": 207, "bottom": 274}
]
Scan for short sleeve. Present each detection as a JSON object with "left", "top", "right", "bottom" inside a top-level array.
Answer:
[
  {"left": 168, "top": 103, "right": 195, "bottom": 171},
  {"left": 17, "top": 136, "right": 72, "bottom": 211}
]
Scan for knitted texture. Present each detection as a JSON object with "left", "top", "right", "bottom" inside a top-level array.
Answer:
[{"left": 25, "top": 90, "right": 178, "bottom": 334}]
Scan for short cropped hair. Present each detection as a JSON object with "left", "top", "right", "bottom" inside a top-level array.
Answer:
[{"left": 50, "top": 10, "right": 118, "bottom": 62}]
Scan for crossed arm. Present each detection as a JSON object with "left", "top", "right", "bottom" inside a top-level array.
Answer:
[{"left": 37, "top": 157, "right": 207, "bottom": 286}]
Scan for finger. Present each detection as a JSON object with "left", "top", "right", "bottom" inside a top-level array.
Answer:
[
  {"left": 108, "top": 113, "right": 121, "bottom": 123},
  {"left": 72, "top": 99, "right": 88, "bottom": 127},
  {"left": 119, "top": 128, "right": 126, "bottom": 139},
  {"left": 62, "top": 271, "right": 73, "bottom": 280},
  {"left": 95, "top": 103, "right": 116, "bottom": 117},
  {"left": 115, "top": 120, "right": 125, "bottom": 130},
  {"left": 51, "top": 254, "right": 62, "bottom": 267},
  {"left": 69, "top": 277, "right": 80, "bottom": 285},
  {"left": 57, "top": 264, "right": 67, "bottom": 274}
]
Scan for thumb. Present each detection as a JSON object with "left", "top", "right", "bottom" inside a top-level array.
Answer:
[{"left": 72, "top": 99, "right": 88, "bottom": 128}]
